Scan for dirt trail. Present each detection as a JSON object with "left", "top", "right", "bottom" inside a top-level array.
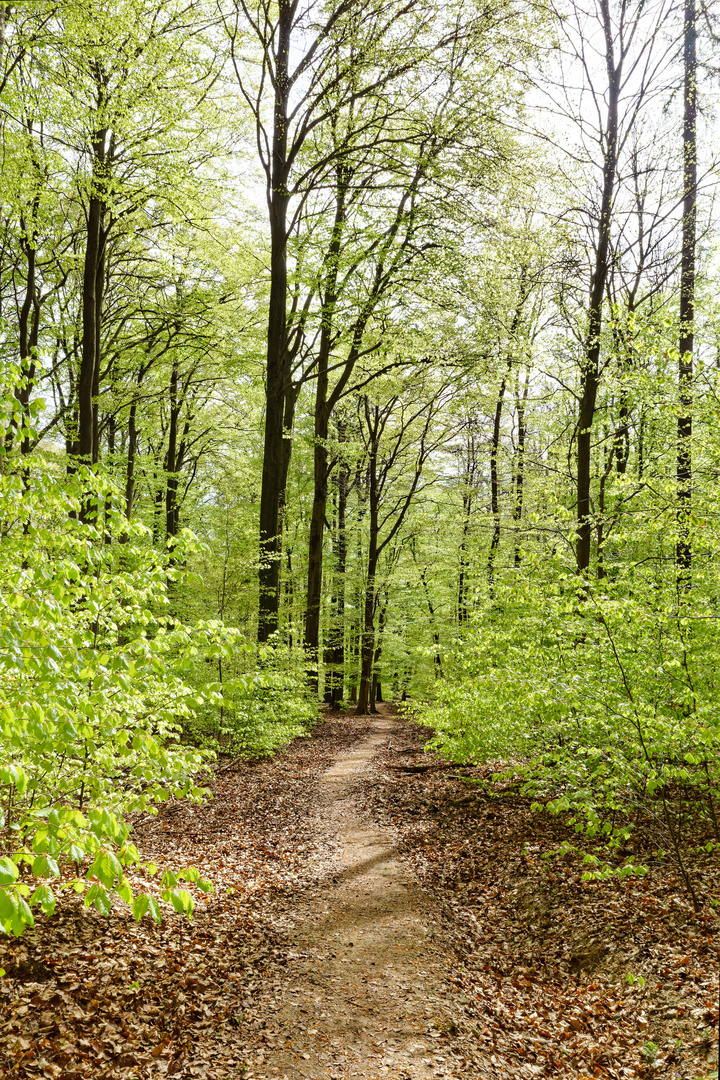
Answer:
[{"left": 248, "top": 711, "right": 483, "bottom": 1080}]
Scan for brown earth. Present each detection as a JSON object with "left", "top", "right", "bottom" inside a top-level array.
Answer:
[
  {"left": 234, "top": 711, "right": 490, "bottom": 1080},
  {"left": 1, "top": 705, "right": 717, "bottom": 1080}
]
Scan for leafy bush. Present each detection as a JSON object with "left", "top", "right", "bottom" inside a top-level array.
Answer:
[
  {"left": 411, "top": 551, "right": 720, "bottom": 907},
  {"left": 0, "top": 456, "right": 221, "bottom": 936},
  {"left": 181, "top": 633, "right": 318, "bottom": 755}
]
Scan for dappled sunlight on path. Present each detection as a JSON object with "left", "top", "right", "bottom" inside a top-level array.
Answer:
[{"left": 239, "top": 710, "right": 496, "bottom": 1080}]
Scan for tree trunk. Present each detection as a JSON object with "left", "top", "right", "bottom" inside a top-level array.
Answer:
[
  {"left": 125, "top": 402, "right": 138, "bottom": 520},
  {"left": 596, "top": 432, "right": 613, "bottom": 580},
  {"left": 7, "top": 213, "right": 40, "bottom": 457},
  {"left": 356, "top": 551, "right": 377, "bottom": 715},
  {"left": 324, "top": 424, "right": 349, "bottom": 706},
  {"left": 370, "top": 595, "right": 387, "bottom": 714},
  {"left": 576, "top": 0, "right": 620, "bottom": 580},
  {"left": 304, "top": 177, "right": 347, "bottom": 691},
  {"left": 512, "top": 366, "right": 529, "bottom": 567},
  {"left": 488, "top": 272, "right": 527, "bottom": 586},
  {"left": 677, "top": 0, "right": 696, "bottom": 578},
  {"left": 283, "top": 547, "right": 294, "bottom": 647},
  {"left": 304, "top": 421, "right": 329, "bottom": 688},
  {"left": 457, "top": 431, "right": 477, "bottom": 624},
  {"left": 487, "top": 368, "right": 508, "bottom": 588},
  {"left": 91, "top": 236, "right": 106, "bottom": 466},
  {"left": 165, "top": 363, "right": 182, "bottom": 541},
  {"left": 76, "top": 129, "right": 108, "bottom": 471},
  {"left": 418, "top": 566, "right": 443, "bottom": 679},
  {"left": 357, "top": 419, "right": 379, "bottom": 715},
  {"left": 258, "top": 3, "right": 292, "bottom": 643}
]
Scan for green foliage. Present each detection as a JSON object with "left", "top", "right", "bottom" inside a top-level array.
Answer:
[
  {"left": 181, "top": 635, "right": 318, "bottom": 755},
  {"left": 0, "top": 451, "right": 223, "bottom": 934},
  {"left": 411, "top": 539, "right": 720, "bottom": 904}
]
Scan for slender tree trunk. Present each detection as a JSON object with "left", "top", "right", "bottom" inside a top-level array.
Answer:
[
  {"left": 304, "top": 177, "right": 348, "bottom": 690},
  {"left": 488, "top": 273, "right": 527, "bottom": 585},
  {"left": 612, "top": 313, "right": 634, "bottom": 475},
  {"left": 356, "top": 550, "right": 377, "bottom": 716},
  {"left": 76, "top": 128, "right": 108, "bottom": 472},
  {"left": 458, "top": 487, "right": 472, "bottom": 624},
  {"left": 305, "top": 419, "right": 329, "bottom": 688},
  {"left": 576, "top": 1, "right": 620, "bottom": 580},
  {"left": 348, "top": 628, "right": 358, "bottom": 704},
  {"left": 125, "top": 402, "right": 138, "bottom": 520},
  {"left": 91, "top": 237, "right": 106, "bottom": 466},
  {"left": 281, "top": 547, "right": 294, "bottom": 647},
  {"left": 7, "top": 214, "right": 40, "bottom": 457},
  {"left": 370, "top": 594, "right": 387, "bottom": 713},
  {"left": 324, "top": 424, "right": 349, "bottom": 706},
  {"left": 258, "top": 3, "right": 292, "bottom": 642},
  {"left": 677, "top": 0, "right": 696, "bottom": 578},
  {"left": 77, "top": 192, "right": 102, "bottom": 463},
  {"left": 165, "top": 363, "right": 182, "bottom": 541},
  {"left": 513, "top": 366, "right": 529, "bottom": 567},
  {"left": 596, "top": 433, "right": 614, "bottom": 580},
  {"left": 487, "top": 369, "right": 508, "bottom": 588},
  {"left": 357, "top": 425, "right": 379, "bottom": 715},
  {"left": 419, "top": 565, "right": 443, "bottom": 678},
  {"left": 457, "top": 431, "right": 477, "bottom": 624}
]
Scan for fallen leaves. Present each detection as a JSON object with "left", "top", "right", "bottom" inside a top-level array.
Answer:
[
  {"left": 361, "top": 722, "right": 720, "bottom": 1079},
  {"left": 0, "top": 717, "right": 370, "bottom": 1078},
  {"left": 2, "top": 709, "right": 718, "bottom": 1080}
]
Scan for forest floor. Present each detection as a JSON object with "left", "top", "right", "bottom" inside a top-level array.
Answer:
[{"left": 0, "top": 705, "right": 718, "bottom": 1080}]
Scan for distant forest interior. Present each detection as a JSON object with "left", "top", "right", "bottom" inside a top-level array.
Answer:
[{"left": 1, "top": 0, "right": 720, "bottom": 985}]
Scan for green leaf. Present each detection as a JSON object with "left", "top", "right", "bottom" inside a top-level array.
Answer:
[
  {"left": 116, "top": 883, "right": 133, "bottom": 905},
  {"left": 0, "top": 887, "right": 19, "bottom": 927},
  {"left": 85, "top": 882, "right": 112, "bottom": 917},
  {"left": 146, "top": 896, "right": 162, "bottom": 924},
  {"left": 0, "top": 858, "right": 19, "bottom": 886},
  {"left": 31, "top": 855, "right": 60, "bottom": 879},
  {"left": 132, "top": 894, "right": 150, "bottom": 921},
  {"left": 29, "top": 884, "right": 56, "bottom": 916},
  {"left": 88, "top": 849, "right": 122, "bottom": 889}
]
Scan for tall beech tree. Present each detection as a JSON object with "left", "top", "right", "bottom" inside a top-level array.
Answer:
[
  {"left": 546, "top": 0, "right": 676, "bottom": 580},
  {"left": 224, "top": 0, "right": 521, "bottom": 640},
  {"left": 353, "top": 373, "right": 453, "bottom": 714},
  {"left": 300, "top": 35, "right": 515, "bottom": 690},
  {"left": 677, "top": 0, "right": 696, "bottom": 577}
]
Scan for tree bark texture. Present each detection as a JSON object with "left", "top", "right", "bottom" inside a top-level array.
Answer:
[
  {"left": 258, "top": 2, "right": 292, "bottom": 642},
  {"left": 677, "top": 0, "right": 696, "bottom": 577},
  {"left": 576, "top": 0, "right": 619, "bottom": 579}
]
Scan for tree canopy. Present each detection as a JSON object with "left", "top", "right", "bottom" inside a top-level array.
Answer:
[{"left": 0, "top": 0, "right": 719, "bottom": 943}]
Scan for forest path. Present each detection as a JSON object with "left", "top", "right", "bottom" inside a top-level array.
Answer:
[{"left": 245, "top": 707, "right": 484, "bottom": 1080}]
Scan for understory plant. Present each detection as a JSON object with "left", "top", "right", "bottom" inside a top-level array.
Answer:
[
  {"left": 412, "top": 540, "right": 720, "bottom": 908},
  {"left": 0, "top": 453, "right": 227, "bottom": 935},
  {"left": 182, "top": 634, "right": 317, "bottom": 755}
]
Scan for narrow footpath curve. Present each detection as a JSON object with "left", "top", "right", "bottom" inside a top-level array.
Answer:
[{"left": 239, "top": 711, "right": 497, "bottom": 1080}]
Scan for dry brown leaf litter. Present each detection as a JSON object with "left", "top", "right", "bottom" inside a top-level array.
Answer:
[
  {"left": 0, "top": 708, "right": 717, "bottom": 1080},
  {"left": 0, "top": 718, "right": 371, "bottom": 1078},
  {"left": 359, "top": 718, "right": 720, "bottom": 1079}
]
